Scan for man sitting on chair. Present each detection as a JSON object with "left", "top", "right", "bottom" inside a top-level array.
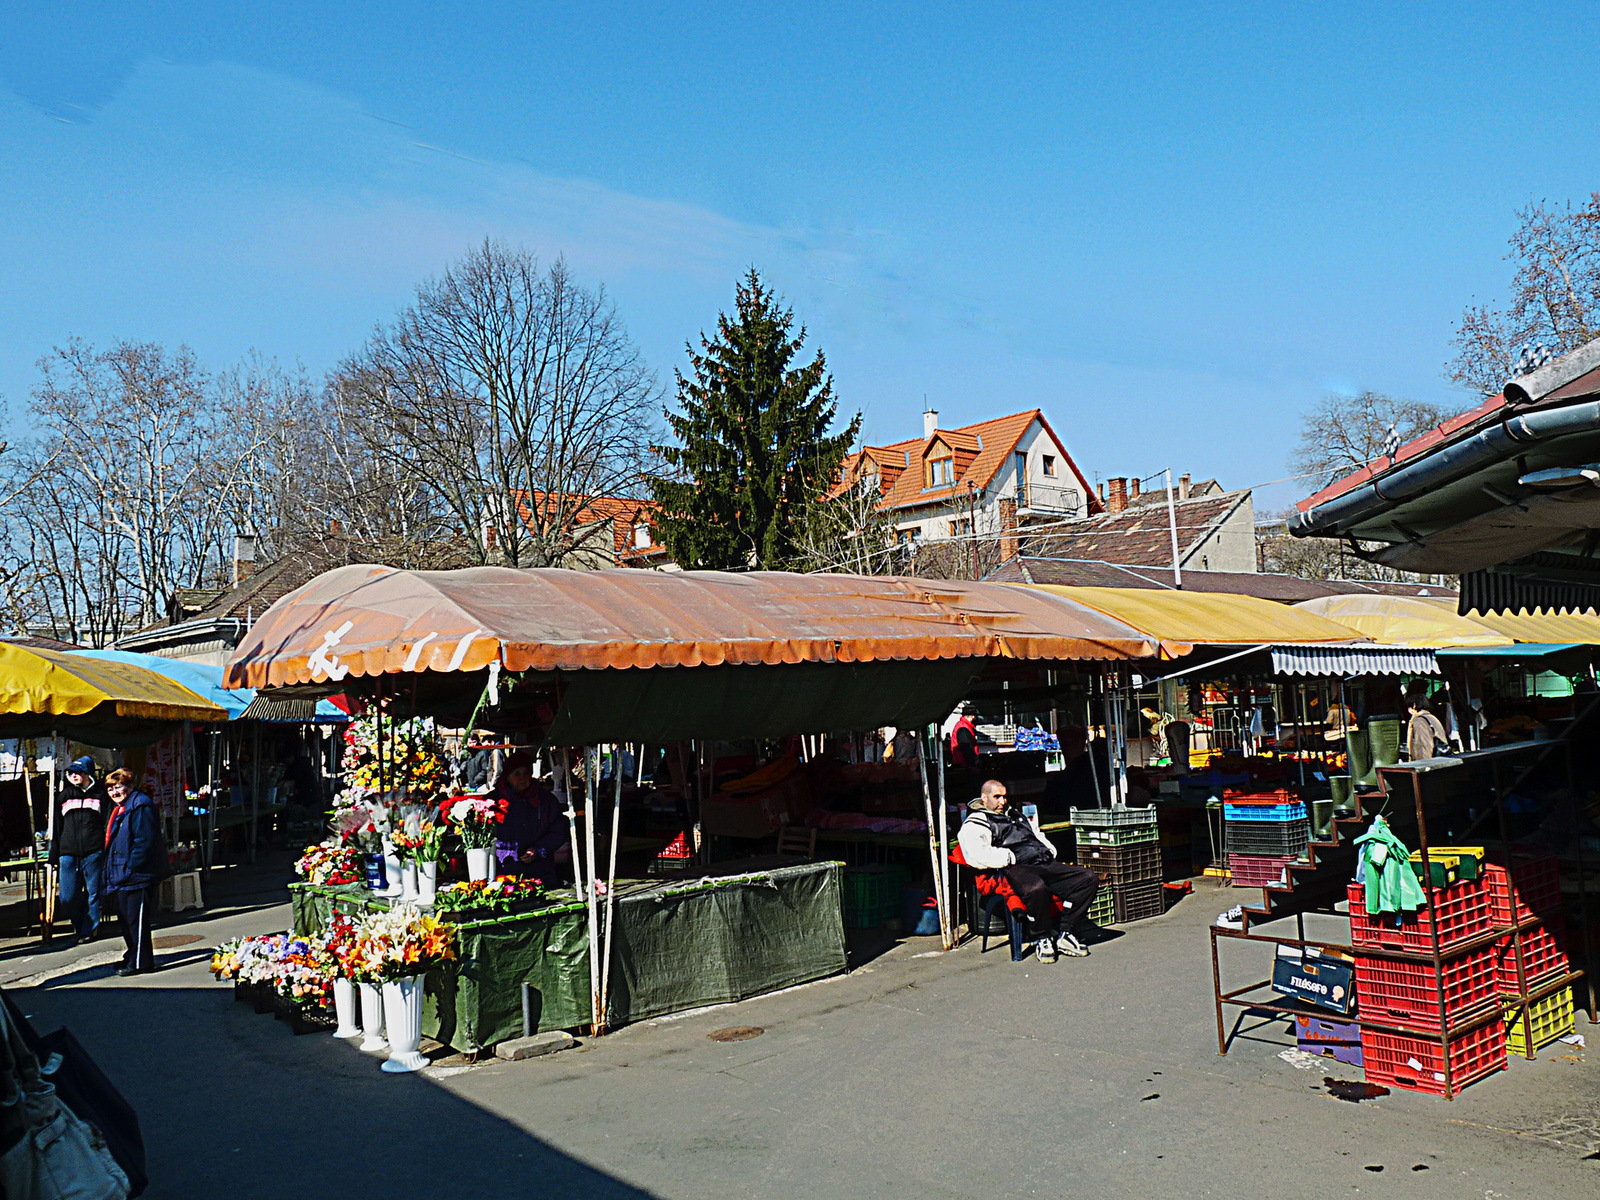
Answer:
[{"left": 957, "top": 779, "right": 1099, "bottom": 963}]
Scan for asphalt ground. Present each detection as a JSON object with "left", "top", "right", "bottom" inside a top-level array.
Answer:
[{"left": 3, "top": 859, "right": 1596, "bottom": 1199}]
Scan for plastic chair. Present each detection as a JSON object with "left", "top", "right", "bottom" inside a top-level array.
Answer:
[
  {"left": 160, "top": 871, "right": 203, "bottom": 913},
  {"left": 950, "top": 845, "right": 1057, "bottom": 962}
]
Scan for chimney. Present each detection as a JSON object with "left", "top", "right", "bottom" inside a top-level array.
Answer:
[
  {"left": 999, "top": 497, "right": 1019, "bottom": 562},
  {"left": 1096, "top": 482, "right": 1106, "bottom": 504},
  {"left": 923, "top": 408, "right": 939, "bottom": 439},
  {"left": 1178, "top": 473, "right": 1192, "bottom": 501},
  {"left": 1129, "top": 478, "right": 1141, "bottom": 501},
  {"left": 1107, "top": 478, "right": 1129, "bottom": 514},
  {"left": 232, "top": 533, "right": 257, "bottom": 587}
]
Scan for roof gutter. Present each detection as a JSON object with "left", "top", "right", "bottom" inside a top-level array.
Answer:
[{"left": 1289, "top": 400, "right": 1600, "bottom": 539}]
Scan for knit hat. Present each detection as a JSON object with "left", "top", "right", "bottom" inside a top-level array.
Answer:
[
  {"left": 503, "top": 750, "right": 533, "bottom": 775},
  {"left": 67, "top": 755, "right": 96, "bottom": 778}
]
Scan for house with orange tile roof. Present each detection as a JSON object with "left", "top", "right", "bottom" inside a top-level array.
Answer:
[{"left": 837, "top": 408, "right": 1100, "bottom": 548}]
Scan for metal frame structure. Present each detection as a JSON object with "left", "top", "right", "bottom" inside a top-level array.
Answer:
[{"left": 1210, "top": 739, "right": 1591, "bottom": 1100}]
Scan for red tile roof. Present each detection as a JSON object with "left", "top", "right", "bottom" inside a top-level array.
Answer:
[{"left": 844, "top": 409, "right": 1100, "bottom": 515}]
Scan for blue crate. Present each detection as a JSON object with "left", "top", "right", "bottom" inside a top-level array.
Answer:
[{"left": 1223, "top": 802, "right": 1307, "bottom": 823}]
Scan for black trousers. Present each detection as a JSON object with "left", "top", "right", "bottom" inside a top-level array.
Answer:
[
  {"left": 1003, "top": 862, "right": 1100, "bottom": 934},
  {"left": 115, "top": 885, "right": 157, "bottom": 972}
]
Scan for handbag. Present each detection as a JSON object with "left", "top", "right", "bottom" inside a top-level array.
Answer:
[{"left": 0, "top": 996, "right": 129, "bottom": 1200}]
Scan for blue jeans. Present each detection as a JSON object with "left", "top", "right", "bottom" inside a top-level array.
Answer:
[{"left": 58, "top": 851, "right": 104, "bottom": 938}]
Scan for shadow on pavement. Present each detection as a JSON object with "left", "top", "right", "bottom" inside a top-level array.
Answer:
[{"left": 16, "top": 981, "right": 659, "bottom": 1200}]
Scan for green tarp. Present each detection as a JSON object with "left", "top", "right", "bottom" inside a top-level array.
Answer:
[{"left": 290, "top": 860, "right": 847, "bottom": 1051}]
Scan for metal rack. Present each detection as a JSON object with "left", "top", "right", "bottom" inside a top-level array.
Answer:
[{"left": 1210, "top": 739, "right": 1592, "bottom": 1099}]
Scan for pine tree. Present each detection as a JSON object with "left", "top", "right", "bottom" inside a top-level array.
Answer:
[{"left": 650, "top": 270, "right": 861, "bottom": 570}]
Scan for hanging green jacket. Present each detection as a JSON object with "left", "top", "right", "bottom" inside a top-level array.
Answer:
[{"left": 1353, "top": 815, "right": 1426, "bottom": 915}]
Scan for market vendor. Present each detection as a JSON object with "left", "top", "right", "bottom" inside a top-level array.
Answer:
[
  {"left": 490, "top": 751, "right": 571, "bottom": 878},
  {"left": 957, "top": 779, "right": 1099, "bottom": 964}
]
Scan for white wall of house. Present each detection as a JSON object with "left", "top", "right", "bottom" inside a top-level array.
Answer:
[
  {"left": 1183, "top": 494, "right": 1256, "bottom": 572},
  {"left": 894, "top": 419, "right": 1083, "bottom": 542}
]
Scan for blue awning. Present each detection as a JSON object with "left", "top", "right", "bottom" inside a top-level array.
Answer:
[
  {"left": 67, "top": 649, "right": 347, "bottom": 722},
  {"left": 1436, "top": 643, "right": 1584, "bottom": 658}
]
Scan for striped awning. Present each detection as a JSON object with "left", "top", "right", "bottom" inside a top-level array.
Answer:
[{"left": 1270, "top": 644, "right": 1440, "bottom": 677}]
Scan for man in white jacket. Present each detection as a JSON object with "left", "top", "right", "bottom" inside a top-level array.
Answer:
[{"left": 957, "top": 779, "right": 1100, "bottom": 963}]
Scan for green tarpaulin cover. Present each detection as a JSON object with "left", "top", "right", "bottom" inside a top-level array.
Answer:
[{"left": 291, "top": 860, "right": 847, "bottom": 1051}]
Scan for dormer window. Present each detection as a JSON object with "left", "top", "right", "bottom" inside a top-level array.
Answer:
[
  {"left": 928, "top": 455, "right": 954, "bottom": 487},
  {"left": 634, "top": 523, "right": 652, "bottom": 549}
]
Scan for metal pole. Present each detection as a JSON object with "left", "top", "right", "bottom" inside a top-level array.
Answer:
[
  {"left": 249, "top": 723, "right": 261, "bottom": 864},
  {"left": 1164, "top": 468, "right": 1183, "bottom": 589},
  {"left": 1492, "top": 759, "right": 1537, "bottom": 1060},
  {"left": 599, "top": 746, "right": 623, "bottom": 1034},
  {"left": 582, "top": 748, "right": 602, "bottom": 1036},
  {"left": 934, "top": 724, "right": 953, "bottom": 946},
  {"left": 915, "top": 730, "right": 951, "bottom": 948},
  {"left": 1568, "top": 743, "right": 1597, "bottom": 1020},
  {"left": 44, "top": 731, "right": 58, "bottom": 939},
  {"left": 559, "top": 748, "right": 585, "bottom": 900},
  {"left": 1413, "top": 771, "right": 1453, "bottom": 1098}
]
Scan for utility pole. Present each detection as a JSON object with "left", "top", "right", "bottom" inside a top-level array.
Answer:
[{"left": 1165, "top": 468, "right": 1183, "bottom": 589}]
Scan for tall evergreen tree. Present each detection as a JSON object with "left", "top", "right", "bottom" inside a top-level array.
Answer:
[{"left": 651, "top": 270, "right": 860, "bottom": 569}]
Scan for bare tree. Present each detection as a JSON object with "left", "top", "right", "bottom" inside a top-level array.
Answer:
[
  {"left": 334, "top": 243, "right": 660, "bottom": 567},
  {"left": 793, "top": 472, "right": 903, "bottom": 575},
  {"left": 1449, "top": 195, "right": 1600, "bottom": 396},
  {"left": 1290, "top": 391, "right": 1447, "bottom": 490}
]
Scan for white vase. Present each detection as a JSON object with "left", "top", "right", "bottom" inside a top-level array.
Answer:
[
  {"left": 357, "top": 981, "right": 388, "bottom": 1053},
  {"left": 466, "top": 847, "right": 496, "bottom": 884},
  {"left": 417, "top": 860, "right": 438, "bottom": 904},
  {"left": 381, "top": 838, "right": 405, "bottom": 898},
  {"left": 332, "top": 976, "right": 361, "bottom": 1039},
  {"left": 380, "top": 976, "right": 428, "bottom": 1073},
  {"left": 401, "top": 861, "right": 419, "bottom": 902}
]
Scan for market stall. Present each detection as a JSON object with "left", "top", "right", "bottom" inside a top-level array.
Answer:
[{"left": 220, "top": 565, "right": 1163, "bottom": 1045}]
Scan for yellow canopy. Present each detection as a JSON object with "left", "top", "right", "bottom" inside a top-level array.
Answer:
[
  {"left": 0, "top": 642, "right": 228, "bottom": 723},
  {"left": 1017, "top": 586, "right": 1363, "bottom": 652},
  {"left": 1292, "top": 596, "right": 1513, "bottom": 649},
  {"left": 1445, "top": 604, "right": 1600, "bottom": 645}
]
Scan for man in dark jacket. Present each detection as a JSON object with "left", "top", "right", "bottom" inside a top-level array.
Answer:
[
  {"left": 50, "top": 755, "right": 108, "bottom": 944},
  {"left": 102, "top": 769, "right": 169, "bottom": 976}
]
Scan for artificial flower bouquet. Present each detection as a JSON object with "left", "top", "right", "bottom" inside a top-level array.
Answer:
[
  {"left": 432, "top": 876, "right": 547, "bottom": 916},
  {"left": 440, "top": 792, "right": 506, "bottom": 850},
  {"left": 343, "top": 904, "right": 459, "bottom": 984},
  {"left": 342, "top": 713, "right": 449, "bottom": 799},
  {"left": 295, "top": 840, "right": 365, "bottom": 885}
]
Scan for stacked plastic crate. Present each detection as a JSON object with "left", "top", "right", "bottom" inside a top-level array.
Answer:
[
  {"left": 1347, "top": 874, "right": 1506, "bottom": 1094},
  {"left": 1486, "top": 856, "right": 1575, "bottom": 1054},
  {"left": 1223, "top": 790, "right": 1310, "bottom": 889},
  {"left": 1071, "top": 807, "right": 1161, "bottom": 922}
]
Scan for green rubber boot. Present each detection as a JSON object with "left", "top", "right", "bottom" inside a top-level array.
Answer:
[
  {"left": 1346, "top": 729, "right": 1375, "bottom": 789},
  {"left": 1368, "top": 717, "right": 1402, "bottom": 772}
]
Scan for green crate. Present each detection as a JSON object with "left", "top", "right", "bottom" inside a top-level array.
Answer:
[
  {"left": 842, "top": 867, "right": 889, "bottom": 929},
  {"left": 1086, "top": 886, "right": 1116, "bottom": 926},
  {"left": 1075, "top": 823, "right": 1159, "bottom": 847}
]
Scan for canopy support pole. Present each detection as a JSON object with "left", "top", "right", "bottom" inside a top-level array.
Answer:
[
  {"left": 933, "top": 723, "right": 953, "bottom": 949},
  {"left": 583, "top": 747, "right": 602, "bottom": 1037},
  {"left": 915, "top": 730, "right": 951, "bottom": 949},
  {"left": 43, "top": 730, "right": 58, "bottom": 940},
  {"left": 249, "top": 723, "right": 261, "bottom": 864},
  {"left": 598, "top": 745, "right": 623, "bottom": 1035}
]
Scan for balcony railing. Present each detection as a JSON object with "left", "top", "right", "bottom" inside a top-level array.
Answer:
[{"left": 1016, "top": 482, "right": 1085, "bottom": 517}]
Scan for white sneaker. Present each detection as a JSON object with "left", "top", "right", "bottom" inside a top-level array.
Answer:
[
  {"left": 1035, "top": 937, "right": 1057, "bottom": 963},
  {"left": 1055, "top": 932, "right": 1089, "bottom": 957}
]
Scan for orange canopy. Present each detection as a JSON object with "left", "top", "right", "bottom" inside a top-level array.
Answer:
[{"left": 225, "top": 565, "right": 1163, "bottom": 689}]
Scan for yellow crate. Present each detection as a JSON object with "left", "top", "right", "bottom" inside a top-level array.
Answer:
[{"left": 1504, "top": 986, "right": 1575, "bottom": 1055}]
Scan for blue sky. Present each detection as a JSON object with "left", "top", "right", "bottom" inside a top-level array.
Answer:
[{"left": 4, "top": 3, "right": 1598, "bottom": 513}]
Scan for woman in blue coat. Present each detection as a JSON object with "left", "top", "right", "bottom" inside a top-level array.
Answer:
[{"left": 102, "top": 768, "right": 169, "bottom": 976}]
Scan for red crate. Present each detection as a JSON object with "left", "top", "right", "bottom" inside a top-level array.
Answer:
[
  {"left": 1483, "top": 858, "right": 1560, "bottom": 926},
  {"left": 1347, "top": 880, "right": 1494, "bottom": 953},
  {"left": 1223, "top": 788, "right": 1301, "bottom": 804},
  {"left": 1227, "top": 853, "right": 1294, "bottom": 887},
  {"left": 1360, "top": 1018, "right": 1506, "bottom": 1095},
  {"left": 1354, "top": 949, "right": 1498, "bottom": 1031},
  {"left": 1493, "top": 917, "right": 1570, "bottom": 995}
]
